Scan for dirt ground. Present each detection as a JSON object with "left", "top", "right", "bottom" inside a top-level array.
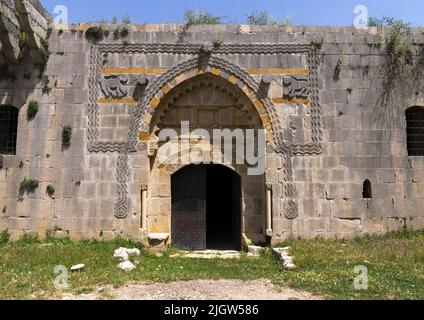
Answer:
[{"left": 60, "top": 279, "right": 322, "bottom": 300}]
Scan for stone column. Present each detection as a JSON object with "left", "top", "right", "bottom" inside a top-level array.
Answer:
[
  {"left": 141, "top": 185, "right": 148, "bottom": 234},
  {"left": 266, "top": 184, "right": 273, "bottom": 236}
]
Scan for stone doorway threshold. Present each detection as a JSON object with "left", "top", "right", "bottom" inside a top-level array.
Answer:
[{"left": 170, "top": 250, "right": 241, "bottom": 259}]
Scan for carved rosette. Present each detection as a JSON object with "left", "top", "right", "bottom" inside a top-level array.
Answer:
[{"left": 284, "top": 200, "right": 299, "bottom": 220}]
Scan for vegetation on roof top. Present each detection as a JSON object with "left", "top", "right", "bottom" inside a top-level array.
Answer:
[{"left": 184, "top": 10, "right": 222, "bottom": 25}]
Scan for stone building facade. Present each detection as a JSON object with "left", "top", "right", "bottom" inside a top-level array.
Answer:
[{"left": 1, "top": 3, "right": 424, "bottom": 248}]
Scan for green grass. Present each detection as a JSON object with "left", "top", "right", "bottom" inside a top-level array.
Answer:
[
  {"left": 272, "top": 229, "right": 424, "bottom": 300},
  {"left": 0, "top": 236, "right": 278, "bottom": 299},
  {"left": 0, "top": 230, "right": 424, "bottom": 300}
]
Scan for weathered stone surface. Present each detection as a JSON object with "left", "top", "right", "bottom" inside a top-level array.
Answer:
[
  {"left": 117, "top": 260, "right": 136, "bottom": 272},
  {"left": 113, "top": 247, "right": 141, "bottom": 261},
  {"left": 247, "top": 245, "right": 266, "bottom": 257},
  {"left": 170, "top": 250, "right": 241, "bottom": 259},
  {"left": 273, "top": 247, "right": 297, "bottom": 270},
  {"left": 0, "top": 12, "right": 423, "bottom": 246}
]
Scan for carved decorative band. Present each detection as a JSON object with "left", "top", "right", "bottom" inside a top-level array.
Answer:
[
  {"left": 246, "top": 68, "right": 309, "bottom": 75},
  {"left": 101, "top": 67, "right": 168, "bottom": 75},
  {"left": 98, "top": 98, "right": 138, "bottom": 104},
  {"left": 95, "top": 43, "right": 314, "bottom": 55},
  {"left": 272, "top": 98, "right": 311, "bottom": 105}
]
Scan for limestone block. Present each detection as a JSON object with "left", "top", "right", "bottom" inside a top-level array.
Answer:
[
  {"left": 362, "top": 218, "right": 384, "bottom": 235},
  {"left": 322, "top": 156, "right": 338, "bottom": 169},
  {"left": 148, "top": 214, "right": 170, "bottom": 233},
  {"left": 316, "top": 199, "right": 333, "bottom": 218},
  {"left": 412, "top": 170, "right": 424, "bottom": 183},
  {"left": 329, "top": 218, "right": 361, "bottom": 239},
  {"left": 273, "top": 247, "right": 297, "bottom": 270},
  {"left": 117, "top": 261, "right": 136, "bottom": 272},
  {"left": 330, "top": 169, "right": 346, "bottom": 182},
  {"left": 407, "top": 217, "right": 424, "bottom": 230},
  {"left": 383, "top": 217, "right": 407, "bottom": 233},
  {"left": 307, "top": 218, "right": 327, "bottom": 233},
  {"left": 301, "top": 200, "right": 318, "bottom": 218},
  {"left": 114, "top": 247, "right": 141, "bottom": 261}
]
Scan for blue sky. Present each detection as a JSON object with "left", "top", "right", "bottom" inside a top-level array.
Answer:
[{"left": 40, "top": 0, "right": 424, "bottom": 26}]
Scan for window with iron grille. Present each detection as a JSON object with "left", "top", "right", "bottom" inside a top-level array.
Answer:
[
  {"left": 0, "top": 105, "right": 19, "bottom": 155},
  {"left": 406, "top": 106, "right": 424, "bottom": 156}
]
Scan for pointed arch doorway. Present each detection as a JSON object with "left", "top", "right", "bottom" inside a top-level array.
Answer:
[{"left": 171, "top": 164, "right": 241, "bottom": 251}]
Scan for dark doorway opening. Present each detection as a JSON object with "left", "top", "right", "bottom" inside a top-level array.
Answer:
[{"left": 171, "top": 164, "right": 241, "bottom": 251}]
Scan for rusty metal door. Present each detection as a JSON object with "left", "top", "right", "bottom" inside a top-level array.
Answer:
[{"left": 171, "top": 165, "right": 207, "bottom": 250}]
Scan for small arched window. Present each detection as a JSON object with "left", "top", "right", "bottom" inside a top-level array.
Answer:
[
  {"left": 363, "top": 179, "right": 372, "bottom": 199},
  {"left": 0, "top": 105, "right": 19, "bottom": 155},
  {"left": 406, "top": 106, "right": 424, "bottom": 156}
]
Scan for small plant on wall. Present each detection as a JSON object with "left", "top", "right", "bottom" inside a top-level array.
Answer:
[
  {"left": 310, "top": 37, "right": 323, "bottom": 50},
  {"left": 184, "top": 10, "right": 221, "bottom": 25},
  {"left": 333, "top": 55, "right": 344, "bottom": 81},
  {"left": 120, "top": 27, "right": 129, "bottom": 38},
  {"left": 62, "top": 125, "right": 72, "bottom": 149},
  {"left": 85, "top": 26, "right": 106, "bottom": 42},
  {"left": 20, "top": 178, "right": 39, "bottom": 194},
  {"left": 46, "top": 184, "right": 55, "bottom": 198},
  {"left": 42, "top": 75, "right": 51, "bottom": 94},
  {"left": 367, "top": 17, "right": 412, "bottom": 81},
  {"left": 27, "top": 101, "right": 39, "bottom": 121},
  {"left": 213, "top": 40, "right": 223, "bottom": 48}
]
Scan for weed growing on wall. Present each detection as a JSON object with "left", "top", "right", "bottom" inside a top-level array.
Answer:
[
  {"left": 20, "top": 178, "right": 40, "bottom": 193},
  {"left": 184, "top": 10, "right": 221, "bottom": 25},
  {"left": 27, "top": 101, "right": 39, "bottom": 120},
  {"left": 62, "top": 125, "right": 72, "bottom": 149}
]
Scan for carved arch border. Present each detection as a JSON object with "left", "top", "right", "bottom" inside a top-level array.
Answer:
[
  {"left": 130, "top": 55, "right": 280, "bottom": 150},
  {"left": 151, "top": 75, "right": 264, "bottom": 132},
  {"left": 87, "top": 43, "right": 322, "bottom": 154}
]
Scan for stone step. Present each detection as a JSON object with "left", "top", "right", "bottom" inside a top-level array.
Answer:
[
  {"left": 273, "top": 247, "right": 297, "bottom": 270},
  {"left": 247, "top": 245, "right": 266, "bottom": 257},
  {"left": 170, "top": 250, "right": 241, "bottom": 259}
]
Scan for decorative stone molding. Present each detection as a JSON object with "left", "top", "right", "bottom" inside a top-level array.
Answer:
[
  {"left": 131, "top": 55, "right": 278, "bottom": 150},
  {"left": 151, "top": 74, "right": 262, "bottom": 134}
]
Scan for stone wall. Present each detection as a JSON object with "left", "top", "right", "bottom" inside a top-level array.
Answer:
[
  {"left": 1, "top": 22, "right": 424, "bottom": 243},
  {"left": 0, "top": 0, "right": 51, "bottom": 64}
]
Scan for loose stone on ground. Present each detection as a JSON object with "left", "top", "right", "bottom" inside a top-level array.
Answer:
[
  {"left": 114, "top": 247, "right": 141, "bottom": 271},
  {"left": 273, "top": 247, "right": 297, "bottom": 270}
]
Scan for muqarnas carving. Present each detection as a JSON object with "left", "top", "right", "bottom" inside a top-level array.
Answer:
[
  {"left": 283, "top": 75, "right": 310, "bottom": 100},
  {"left": 100, "top": 74, "right": 129, "bottom": 98}
]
